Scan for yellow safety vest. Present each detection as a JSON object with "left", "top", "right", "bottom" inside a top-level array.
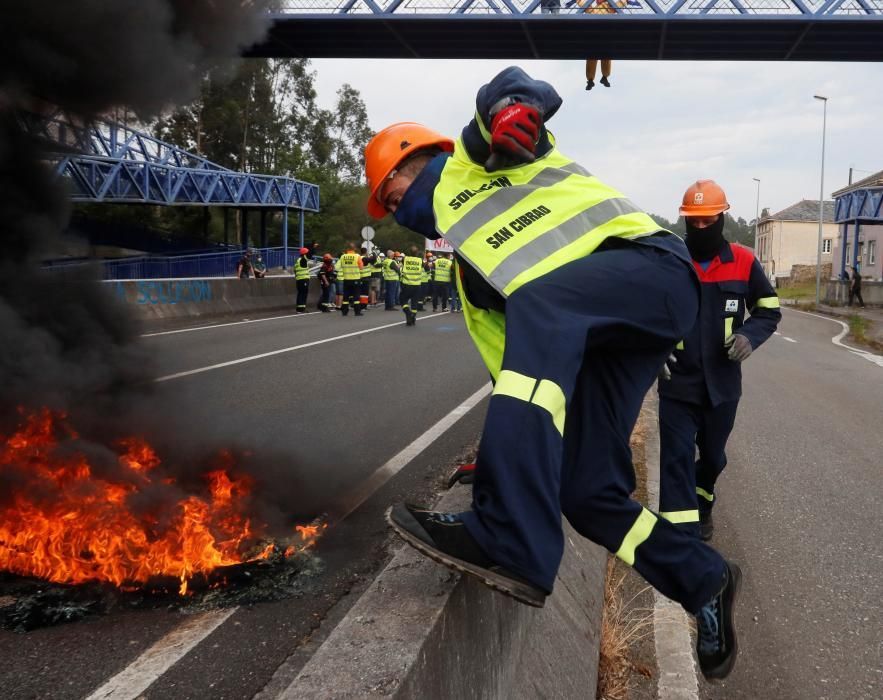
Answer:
[
  {"left": 372, "top": 260, "right": 383, "bottom": 276},
  {"left": 433, "top": 257, "right": 453, "bottom": 283},
  {"left": 401, "top": 256, "right": 423, "bottom": 286},
  {"left": 382, "top": 258, "right": 400, "bottom": 281},
  {"left": 421, "top": 266, "right": 430, "bottom": 283},
  {"left": 294, "top": 256, "right": 311, "bottom": 280},
  {"left": 360, "top": 257, "right": 373, "bottom": 279},
  {"left": 339, "top": 252, "right": 361, "bottom": 281},
  {"left": 434, "top": 137, "right": 662, "bottom": 379}
]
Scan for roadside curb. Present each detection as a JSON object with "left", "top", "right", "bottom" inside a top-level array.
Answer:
[{"left": 282, "top": 486, "right": 607, "bottom": 698}]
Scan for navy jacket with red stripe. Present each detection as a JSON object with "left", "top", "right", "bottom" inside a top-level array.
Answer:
[{"left": 659, "top": 242, "right": 781, "bottom": 407}]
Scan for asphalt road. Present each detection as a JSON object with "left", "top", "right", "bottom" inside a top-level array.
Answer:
[
  {"left": 699, "top": 308, "right": 882, "bottom": 700},
  {"left": 0, "top": 307, "right": 490, "bottom": 700}
]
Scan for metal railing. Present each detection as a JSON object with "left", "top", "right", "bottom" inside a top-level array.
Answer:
[
  {"left": 272, "top": 0, "right": 883, "bottom": 16},
  {"left": 45, "top": 247, "right": 306, "bottom": 280}
]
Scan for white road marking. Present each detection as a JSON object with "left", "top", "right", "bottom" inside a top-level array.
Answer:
[
  {"left": 334, "top": 382, "right": 492, "bottom": 522},
  {"left": 773, "top": 331, "right": 798, "bottom": 343},
  {"left": 141, "top": 312, "right": 319, "bottom": 337},
  {"left": 153, "top": 313, "right": 451, "bottom": 382},
  {"left": 84, "top": 608, "right": 237, "bottom": 700},
  {"left": 788, "top": 309, "right": 883, "bottom": 367},
  {"left": 645, "top": 393, "right": 700, "bottom": 700}
]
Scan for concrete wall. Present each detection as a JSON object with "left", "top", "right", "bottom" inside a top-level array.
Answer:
[
  {"left": 106, "top": 277, "right": 320, "bottom": 323},
  {"left": 824, "top": 280, "right": 883, "bottom": 306},
  {"left": 283, "top": 487, "right": 607, "bottom": 699}
]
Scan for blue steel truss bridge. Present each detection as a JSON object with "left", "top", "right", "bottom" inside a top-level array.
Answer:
[
  {"left": 21, "top": 112, "right": 320, "bottom": 253},
  {"left": 251, "top": 0, "right": 883, "bottom": 61}
]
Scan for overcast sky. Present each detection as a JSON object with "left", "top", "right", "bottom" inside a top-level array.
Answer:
[{"left": 311, "top": 59, "right": 883, "bottom": 223}]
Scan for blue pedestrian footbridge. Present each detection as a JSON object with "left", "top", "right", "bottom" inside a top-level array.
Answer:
[{"left": 251, "top": 1, "right": 883, "bottom": 61}]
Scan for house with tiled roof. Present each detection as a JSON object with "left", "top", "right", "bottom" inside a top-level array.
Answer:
[{"left": 755, "top": 199, "right": 836, "bottom": 282}]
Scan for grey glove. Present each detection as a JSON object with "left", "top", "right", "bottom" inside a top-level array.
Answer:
[
  {"left": 659, "top": 353, "right": 677, "bottom": 381},
  {"left": 725, "top": 333, "right": 753, "bottom": 362}
]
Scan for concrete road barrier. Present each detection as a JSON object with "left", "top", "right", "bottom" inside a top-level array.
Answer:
[
  {"left": 284, "top": 487, "right": 607, "bottom": 699},
  {"left": 106, "top": 277, "right": 321, "bottom": 323}
]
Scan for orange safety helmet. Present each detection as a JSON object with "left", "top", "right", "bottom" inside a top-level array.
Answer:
[
  {"left": 364, "top": 122, "right": 454, "bottom": 219},
  {"left": 679, "top": 180, "right": 730, "bottom": 217}
]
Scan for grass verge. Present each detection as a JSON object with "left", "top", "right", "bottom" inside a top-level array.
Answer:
[
  {"left": 597, "top": 557, "right": 654, "bottom": 700},
  {"left": 596, "top": 406, "right": 655, "bottom": 700},
  {"left": 776, "top": 282, "right": 817, "bottom": 302}
]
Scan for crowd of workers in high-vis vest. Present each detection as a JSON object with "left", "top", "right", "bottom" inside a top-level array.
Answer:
[
  {"left": 358, "top": 65, "right": 784, "bottom": 683},
  {"left": 293, "top": 244, "right": 462, "bottom": 322}
]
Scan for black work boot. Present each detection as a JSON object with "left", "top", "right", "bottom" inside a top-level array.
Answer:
[
  {"left": 699, "top": 510, "right": 714, "bottom": 541},
  {"left": 386, "top": 504, "right": 547, "bottom": 607},
  {"left": 695, "top": 561, "right": 742, "bottom": 680}
]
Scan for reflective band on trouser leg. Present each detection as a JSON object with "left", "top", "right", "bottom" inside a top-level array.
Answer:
[
  {"left": 660, "top": 510, "right": 700, "bottom": 524},
  {"left": 696, "top": 487, "right": 714, "bottom": 503},
  {"left": 531, "top": 379, "right": 566, "bottom": 436},
  {"left": 724, "top": 316, "right": 734, "bottom": 341},
  {"left": 615, "top": 507, "right": 658, "bottom": 567},
  {"left": 755, "top": 296, "right": 780, "bottom": 309},
  {"left": 492, "top": 370, "right": 535, "bottom": 402},
  {"left": 492, "top": 372, "right": 567, "bottom": 436}
]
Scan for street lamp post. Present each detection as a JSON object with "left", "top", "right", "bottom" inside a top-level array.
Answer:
[
  {"left": 752, "top": 177, "right": 761, "bottom": 256},
  {"left": 814, "top": 95, "right": 828, "bottom": 307}
]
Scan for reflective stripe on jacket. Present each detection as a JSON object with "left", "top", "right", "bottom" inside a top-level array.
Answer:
[
  {"left": 432, "top": 137, "right": 662, "bottom": 298},
  {"left": 659, "top": 242, "right": 781, "bottom": 406}
]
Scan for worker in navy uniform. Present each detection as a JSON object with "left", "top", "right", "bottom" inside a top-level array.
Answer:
[
  {"left": 658, "top": 180, "right": 781, "bottom": 541},
  {"left": 365, "top": 67, "right": 743, "bottom": 680}
]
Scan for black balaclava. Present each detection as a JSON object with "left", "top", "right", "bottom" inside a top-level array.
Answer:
[{"left": 685, "top": 215, "right": 727, "bottom": 262}]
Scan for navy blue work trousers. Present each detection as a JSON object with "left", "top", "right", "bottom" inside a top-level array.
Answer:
[
  {"left": 399, "top": 283, "right": 421, "bottom": 319},
  {"left": 385, "top": 280, "right": 400, "bottom": 309},
  {"left": 659, "top": 396, "right": 740, "bottom": 532},
  {"left": 460, "top": 244, "right": 726, "bottom": 613}
]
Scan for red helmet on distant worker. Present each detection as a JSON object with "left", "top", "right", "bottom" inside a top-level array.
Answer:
[
  {"left": 323, "top": 253, "right": 332, "bottom": 261},
  {"left": 679, "top": 180, "right": 730, "bottom": 217},
  {"left": 299, "top": 247, "right": 310, "bottom": 255},
  {"left": 364, "top": 122, "right": 454, "bottom": 220}
]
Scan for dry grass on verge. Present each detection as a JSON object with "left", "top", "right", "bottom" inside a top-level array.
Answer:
[{"left": 596, "top": 557, "right": 655, "bottom": 700}]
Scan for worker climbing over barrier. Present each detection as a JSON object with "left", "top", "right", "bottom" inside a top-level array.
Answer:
[{"left": 365, "top": 65, "right": 741, "bottom": 681}]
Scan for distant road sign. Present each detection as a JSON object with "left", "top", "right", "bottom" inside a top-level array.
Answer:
[{"left": 361, "top": 226, "right": 375, "bottom": 241}]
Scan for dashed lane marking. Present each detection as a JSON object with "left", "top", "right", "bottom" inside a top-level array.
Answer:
[
  {"left": 84, "top": 608, "right": 237, "bottom": 700},
  {"left": 333, "top": 381, "right": 492, "bottom": 522},
  {"left": 788, "top": 308, "right": 883, "bottom": 367},
  {"left": 141, "top": 312, "right": 320, "bottom": 337},
  {"left": 774, "top": 332, "right": 798, "bottom": 343},
  {"left": 153, "top": 312, "right": 451, "bottom": 382}
]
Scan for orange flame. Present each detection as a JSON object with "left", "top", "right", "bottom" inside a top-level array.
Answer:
[{"left": 0, "top": 409, "right": 275, "bottom": 594}]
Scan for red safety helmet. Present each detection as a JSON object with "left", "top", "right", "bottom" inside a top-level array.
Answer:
[{"left": 299, "top": 247, "right": 310, "bottom": 255}]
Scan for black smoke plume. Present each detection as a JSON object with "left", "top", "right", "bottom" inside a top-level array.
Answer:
[{"left": 0, "top": 3, "right": 322, "bottom": 548}]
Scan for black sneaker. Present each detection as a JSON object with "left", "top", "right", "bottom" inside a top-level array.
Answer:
[
  {"left": 695, "top": 561, "right": 742, "bottom": 680},
  {"left": 699, "top": 510, "right": 714, "bottom": 541},
  {"left": 600, "top": 76, "right": 611, "bottom": 87},
  {"left": 386, "top": 504, "right": 547, "bottom": 607},
  {"left": 585, "top": 79, "right": 594, "bottom": 91}
]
